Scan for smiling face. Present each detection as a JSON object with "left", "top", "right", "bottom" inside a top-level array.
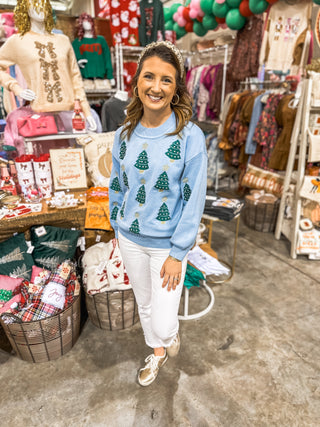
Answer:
[{"left": 136, "top": 56, "right": 177, "bottom": 120}]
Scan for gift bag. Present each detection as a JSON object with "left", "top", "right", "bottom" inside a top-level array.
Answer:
[
  {"left": 300, "top": 175, "right": 320, "bottom": 202},
  {"left": 85, "top": 187, "right": 112, "bottom": 231},
  {"left": 33, "top": 154, "right": 53, "bottom": 199}
]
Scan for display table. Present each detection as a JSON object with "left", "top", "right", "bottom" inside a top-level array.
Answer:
[{"left": 0, "top": 190, "right": 87, "bottom": 242}]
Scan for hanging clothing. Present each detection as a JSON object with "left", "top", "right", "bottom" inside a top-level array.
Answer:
[
  {"left": 101, "top": 96, "right": 129, "bottom": 132},
  {"left": 268, "top": 94, "right": 297, "bottom": 170},
  {"left": 109, "top": 0, "right": 140, "bottom": 46},
  {"left": 72, "top": 36, "right": 113, "bottom": 80},
  {"left": 252, "top": 93, "right": 283, "bottom": 170},
  {"left": 228, "top": 16, "right": 264, "bottom": 82},
  {"left": 245, "top": 91, "right": 271, "bottom": 155},
  {"left": 138, "top": 0, "right": 165, "bottom": 46},
  {"left": 259, "top": 0, "right": 312, "bottom": 74}
]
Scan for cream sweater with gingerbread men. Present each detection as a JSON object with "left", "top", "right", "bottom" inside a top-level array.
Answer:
[{"left": 0, "top": 31, "right": 91, "bottom": 117}]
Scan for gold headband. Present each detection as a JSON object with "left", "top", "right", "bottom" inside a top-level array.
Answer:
[{"left": 137, "top": 41, "right": 185, "bottom": 78}]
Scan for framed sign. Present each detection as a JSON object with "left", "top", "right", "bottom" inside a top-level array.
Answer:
[{"left": 49, "top": 148, "right": 87, "bottom": 190}]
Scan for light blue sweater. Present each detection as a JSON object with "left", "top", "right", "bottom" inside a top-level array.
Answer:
[{"left": 109, "top": 111, "right": 207, "bottom": 261}]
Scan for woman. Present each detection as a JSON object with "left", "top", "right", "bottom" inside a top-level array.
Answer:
[{"left": 109, "top": 41, "right": 207, "bottom": 386}]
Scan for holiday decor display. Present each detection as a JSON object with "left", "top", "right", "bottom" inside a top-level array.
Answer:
[
  {"left": 155, "top": 171, "right": 170, "bottom": 191},
  {"left": 166, "top": 140, "right": 181, "bottom": 161},
  {"left": 163, "top": 0, "right": 318, "bottom": 34},
  {"left": 134, "top": 150, "right": 149, "bottom": 172}
]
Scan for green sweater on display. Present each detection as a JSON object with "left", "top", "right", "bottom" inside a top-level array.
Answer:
[
  {"left": 72, "top": 36, "right": 113, "bottom": 80},
  {"left": 138, "top": 0, "right": 165, "bottom": 47}
]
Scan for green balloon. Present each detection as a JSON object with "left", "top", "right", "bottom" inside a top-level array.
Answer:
[
  {"left": 200, "top": 0, "right": 214, "bottom": 15},
  {"left": 249, "top": 0, "right": 268, "bottom": 14},
  {"left": 226, "top": 0, "right": 241, "bottom": 7},
  {"left": 314, "top": 0, "right": 320, "bottom": 4},
  {"left": 173, "top": 22, "right": 187, "bottom": 39},
  {"left": 193, "top": 21, "right": 208, "bottom": 37},
  {"left": 170, "top": 3, "right": 181, "bottom": 15},
  {"left": 212, "top": 1, "right": 230, "bottom": 18},
  {"left": 164, "top": 7, "right": 172, "bottom": 22},
  {"left": 202, "top": 14, "right": 218, "bottom": 31},
  {"left": 165, "top": 20, "right": 174, "bottom": 31},
  {"left": 226, "top": 8, "right": 246, "bottom": 30},
  {"left": 186, "top": 0, "right": 191, "bottom": 5}
]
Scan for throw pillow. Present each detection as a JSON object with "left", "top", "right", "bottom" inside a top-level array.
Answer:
[
  {"left": 0, "top": 233, "right": 34, "bottom": 280},
  {"left": 30, "top": 225, "right": 81, "bottom": 270}
]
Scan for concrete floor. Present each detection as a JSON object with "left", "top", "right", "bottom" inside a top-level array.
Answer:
[{"left": 1, "top": 219, "right": 320, "bottom": 427}]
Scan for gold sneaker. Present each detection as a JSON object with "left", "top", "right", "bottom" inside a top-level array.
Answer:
[
  {"left": 167, "top": 333, "right": 180, "bottom": 357},
  {"left": 138, "top": 352, "right": 168, "bottom": 386}
]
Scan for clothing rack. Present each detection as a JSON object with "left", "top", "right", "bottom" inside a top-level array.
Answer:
[{"left": 239, "top": 78, "right": 294, "bottom": 91}]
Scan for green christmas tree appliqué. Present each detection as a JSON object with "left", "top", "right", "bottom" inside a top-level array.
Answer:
[
  {"left": 156, "top": 203, "right": 171, "bottom": 223},
  {"left": 111, "top": 205, "right": 119, "bottom": 221},
  {"left": 155, "top": 171, "right": 169, "bottom": 191},
  {"left": 123, "top": 171, "right": 129, "bottom": 188},
  {"left": 136, "top": 185, "right": 146, "bottom": 205},
  {"left": 165, "top": 140, "right": 181, "bottom": 162},
  {"left": 119, "top": 141, "right": 126, "bottom": 160},
  {"left": 134, "top": 150, "right": 149, "bottom": 172},
  {"left": 120, "top": 201, "right": 126, "bottom": 218},
  {"left": 129, "top": 219, "right": 140, "bottom": 234},
  {"left": 110, "top": 176, "right": 121, "bottom": 193},
  {"left": 183, "top": 183, "right": 191, "bottom": 201}
]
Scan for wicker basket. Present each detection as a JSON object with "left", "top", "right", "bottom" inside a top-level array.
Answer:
[
  {"left": 85, "top": 288, "right": 139, "bottom": 331},
  {"left": 0, "top": 296, "right": 81, "bottom": 363},
  {"left": 243, "top": 196, "right": 280, "bottom": 233}
]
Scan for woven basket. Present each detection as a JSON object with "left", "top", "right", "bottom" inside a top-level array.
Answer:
[
  {"left": 0, "top": 296, "right": 80, "bottom": 363},
  {"left": 243, "top": 196, "right": 280, "bottom": 233},
  {"left": 85, "top": 288, "right": 139, "bottom": 331}
]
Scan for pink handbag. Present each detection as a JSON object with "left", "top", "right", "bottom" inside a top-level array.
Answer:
[{"left": 17, "top": 115, "right": 58, "bottom": 137}]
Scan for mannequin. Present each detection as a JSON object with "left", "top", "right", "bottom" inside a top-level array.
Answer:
[
  {"left": 72, "top": 13, "right": 115, "bottom": 86},
  {"left": 0, "top": 0, "right": 97, "bottom": 131}
]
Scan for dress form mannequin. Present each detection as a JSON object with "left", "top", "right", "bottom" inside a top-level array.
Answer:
[
  {"left": 0, "top": 0, "right": 97, "bottom": 132},
  {"left": 73, "top": 13, "right": 115, "bottom": 87}
]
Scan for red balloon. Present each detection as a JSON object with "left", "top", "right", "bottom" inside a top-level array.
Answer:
[
  {"left": 239, "top": 0, "right": 253, "bottom": 17},
  {"left": 215, "top": 17, "right": 226, "bottom": 24},
  {"left": 182, "top": 6, "right": 192, "bottom": 22},
  {"left": 185, "top": 21, "right": 194, "bottom": 32},
  {"left": 197, "top": 16, "right": 203, "bottom": 23}
]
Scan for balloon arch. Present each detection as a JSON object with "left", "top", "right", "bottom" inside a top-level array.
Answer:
[{"left": 164, "top": 0, "right": 320, "bottom": 38}]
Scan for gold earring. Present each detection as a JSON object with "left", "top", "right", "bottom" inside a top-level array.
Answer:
[
  {"left": 133, "top": 87, "right": 139, "bottom": 98},
  {"left": 171, "top": 93, "right": 179, "bottom": 105}
]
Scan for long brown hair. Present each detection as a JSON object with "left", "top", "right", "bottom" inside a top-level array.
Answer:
[{"left": 121, "top": 44, "right": 193, "bottom": 141}]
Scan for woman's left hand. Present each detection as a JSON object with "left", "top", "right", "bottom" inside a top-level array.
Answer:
[{"left": 160, "top": 257, "right": 182, "bottom": 292}]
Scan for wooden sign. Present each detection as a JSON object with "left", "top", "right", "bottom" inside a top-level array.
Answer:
[{"left": 49, "top": 148, "right": 87, "bottom": 190}]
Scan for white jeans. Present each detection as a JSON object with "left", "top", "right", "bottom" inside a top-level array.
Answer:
[{"left": 118, "top": 232, "right": 188, "bottom": 349}]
